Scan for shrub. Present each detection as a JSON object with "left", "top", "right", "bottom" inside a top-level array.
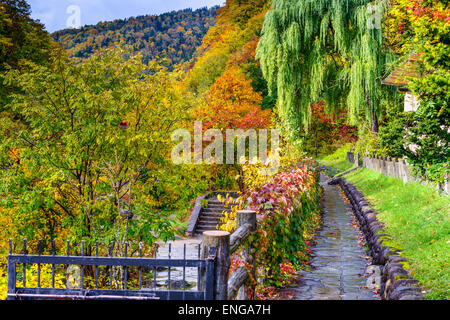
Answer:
[
  {"left": 219, "top": 160, "right": 322, "bottom": 289},
  {"left": 247, "top": 165, "right": 321, "bottom": 286}
]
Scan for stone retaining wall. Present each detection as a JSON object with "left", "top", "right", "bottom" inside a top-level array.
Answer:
[{"left": 331, "top": 177, "right": 424, "bottom": 300}]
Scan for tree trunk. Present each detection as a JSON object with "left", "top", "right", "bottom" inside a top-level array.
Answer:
[
  {"left": 314, "top": 130, "right": 318, "bottom": 158},
  {"left": 365, "top": 92, "right": 379, "bottom": 133},
  {"left": 371, "top": 108, "right": 379, "bottom": 133}
]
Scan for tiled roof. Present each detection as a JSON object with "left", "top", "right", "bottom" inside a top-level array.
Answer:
[{"left": 382, "top": 53, "right": 423, "bottom": 88}]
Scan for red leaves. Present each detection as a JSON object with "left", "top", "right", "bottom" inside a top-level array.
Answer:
[
  {"left": 279, "top": 261, "right": 296, "bottom": 275},
  {"left": 406, "top": 0, "right": 450, "bottom": 23},
  {"left": 247, "top": 166, "right": 315, "bottom": 219}
]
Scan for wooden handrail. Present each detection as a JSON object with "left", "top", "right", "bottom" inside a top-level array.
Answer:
[
  {"left": 228, "top": 210, "right": 256, "bottom": 300},
  {"left": 229, "top": 223, "right": 252, "bottom": 254},
  {"left": 227, "top": 267, "right": 248, "bottom": 300}
]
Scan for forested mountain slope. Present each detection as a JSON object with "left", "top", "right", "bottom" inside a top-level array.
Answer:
[
  {"left": 52, "top": 7, "right": 218, "bottom": 67},
  {"left": 186, "top": 0, "right": 275, "bottom": 113}
]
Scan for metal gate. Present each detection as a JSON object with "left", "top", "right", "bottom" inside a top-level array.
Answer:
[{"left": 7, "top": 239, "right": 216, "bottom": 300}]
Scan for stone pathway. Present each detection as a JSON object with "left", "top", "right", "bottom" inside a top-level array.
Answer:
[
  {"left": 277, "top": 174, "right": 379, "bottom": 300},
  {"left": 148, "top": 238, "right": 202, "bottom": 291},
  {"left": 147, "top": 173, "right": 380, "bottom": 299}
]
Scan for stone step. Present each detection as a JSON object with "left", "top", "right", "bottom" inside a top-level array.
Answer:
[
  {"left": 201, "top": 210, "right": 223, "bottom": 215},
  {"left": 199, "top": 216, "right": 222, "bottom": 221},
  {"left": 197, "top": 219, "right": 221, "bottom": 223},
  {"left": 191, "top": 195, "right": 237, "bottom": 235},
  {"left": 204, "top": 206, "right": 228, "bottom": 211},
  {"left": 200, "top": 211, "right": 227, "bottom": 217},
  {"left": 205, "top": 202, "right": 227, "bottom": 206},
  {"left": 199, "top": 216, "right": 223, "bottom": 221},
  {"left": 203, "top": 204, "right": 229, "bottom": 208},
  {"left": 198, "top": 221, "right": 221, "bottom": 226},
  {"left": 202, "top": 208, "right": 231, "bottom": 213},
  {"left": 195, "top": 227, "right": 219, "bottom": 233},
  {"left": 207, "top": 200, "right": 237, "bottom": 205},
  {"left": 197, "top": 221, "right": 220, "bottom": 227},
  {"left": 206, "top": 201, "right": 237, "bottom": 206},
  {"left": 198, "top": 216, "right": 221, "bottom": 222}
]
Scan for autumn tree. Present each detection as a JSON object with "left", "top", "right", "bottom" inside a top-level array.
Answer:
[
  {"left": 196, "top": 65, "right": 272, "bottom": 130},
  {"left": 0, "top": 47, "right": 192, "bottom": 257},
  {"left": 185, "top": 0, "right": 268, "bottom": 93},
  {"left": 193, "top": 65, "right": 272, "bottom": 192},
  {"left": 298, "top": 102, "right": 357, "bottom": 158},
  {"left": 53, "top": 6, "right": 217, "bottom": 69}
]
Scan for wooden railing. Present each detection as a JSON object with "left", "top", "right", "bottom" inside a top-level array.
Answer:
[
  {"left": 199, "top": 210, "right": 257, "bottom": 300},
  {"left": 346, "top": 152, "right": 448, "bottom": 194}
]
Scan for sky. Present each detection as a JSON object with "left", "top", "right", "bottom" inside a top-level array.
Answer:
[{"left": 27, "top": 0, "right": 225, "bottom": 33}]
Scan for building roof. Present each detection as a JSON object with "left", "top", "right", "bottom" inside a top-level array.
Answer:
[{"left": 382, "top": 53, "right": 423, "bottom": 88}]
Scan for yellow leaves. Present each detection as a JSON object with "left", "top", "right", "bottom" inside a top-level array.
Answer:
[
  {"left": 0, "top": 267, "right": 8, "bottom": 300},
  {"left": 218, "top": 193, "right": 244, "bottom": 232}
]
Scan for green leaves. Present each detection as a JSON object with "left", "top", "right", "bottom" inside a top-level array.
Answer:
[
  {"left": 0, "top": 45, "right": 196, "bottom": 249},
  {"left": 257, "top": 0, "right": 394, "bottom": 136}
]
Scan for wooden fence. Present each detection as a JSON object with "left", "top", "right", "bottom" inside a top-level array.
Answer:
[
  {"left": 347, "top": 152, "right": 448, "bottom": 195},
  {"left": 199, "top": 210, "right": 256, "bottom": 300}
]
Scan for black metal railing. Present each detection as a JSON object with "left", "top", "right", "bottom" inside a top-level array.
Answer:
[{"left": 7, "top": 239, "right": 216, "bottom": 300}]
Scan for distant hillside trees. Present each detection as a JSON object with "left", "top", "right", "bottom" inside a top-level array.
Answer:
[
  {"left": 0, "top": 0, "right": 53, "bottom": 107},
  {"left": 52, "top": 7, "right": 218, "bottom": 68}
]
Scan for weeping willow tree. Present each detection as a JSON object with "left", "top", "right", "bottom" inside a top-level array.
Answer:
[{"left": 256, "top": 0, "right": 395, "bottom": 139}]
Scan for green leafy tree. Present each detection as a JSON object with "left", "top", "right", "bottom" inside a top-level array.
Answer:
[
  {"left": 0, "top": 47, "right": 192, "bottom": 255},
  {"left": 0, "top": 0, "right": 53, "bottom": 107},
  {"left": 256, "top": 0, "right": 397, "bottom": 138},
  {"left": 382, "top": 0, "right": 449, "bottom": 183}
]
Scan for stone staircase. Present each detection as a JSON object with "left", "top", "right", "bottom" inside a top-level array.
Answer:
[{"left": 193, "top": 196, "right": 233, "bottom": 236}]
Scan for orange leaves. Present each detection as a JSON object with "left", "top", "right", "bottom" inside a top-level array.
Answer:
[
  {"left": 7, "top": 147, "right": 20, "bottom": 165},
  {"left": 228, "top": 36, "right": 260, "bottom": 66},
  {"left": 197, "top": 65, "right": 272, "bottom": 130},
  {"left": 209, "top": 66, "right": 262, "bottom": 105}
]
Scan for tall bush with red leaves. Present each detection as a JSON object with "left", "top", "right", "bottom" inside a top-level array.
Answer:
[{"left": 245, "top": 164, "right": 322, "bottom": 288}]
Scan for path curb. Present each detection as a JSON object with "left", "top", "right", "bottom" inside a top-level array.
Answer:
[{"left": 330, "top": 176, "right": 424, "bottom": 300}]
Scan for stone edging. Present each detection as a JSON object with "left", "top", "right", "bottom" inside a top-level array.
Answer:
[
  {"left": 186, "top": 192, "right": 210, "bottom": 236},
  {"left": 330, "top": 177, "right": 424, "bottom": 300}
]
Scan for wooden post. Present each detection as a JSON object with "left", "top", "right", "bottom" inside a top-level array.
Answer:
[
  {"left": 236, "top": 210, "right": 256, "bottom": 300},
  {"left": 392, "top": 158, "right": 397, "bottom": 178},
  {"left": 237, "top": 210, "right": 256, "bottom": 232},
  {"left": 355, "top": 153, "right": 360, "bottom": 168},
  {"left": 200, "top": 231, "right": 230, "bottom": 300}
]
